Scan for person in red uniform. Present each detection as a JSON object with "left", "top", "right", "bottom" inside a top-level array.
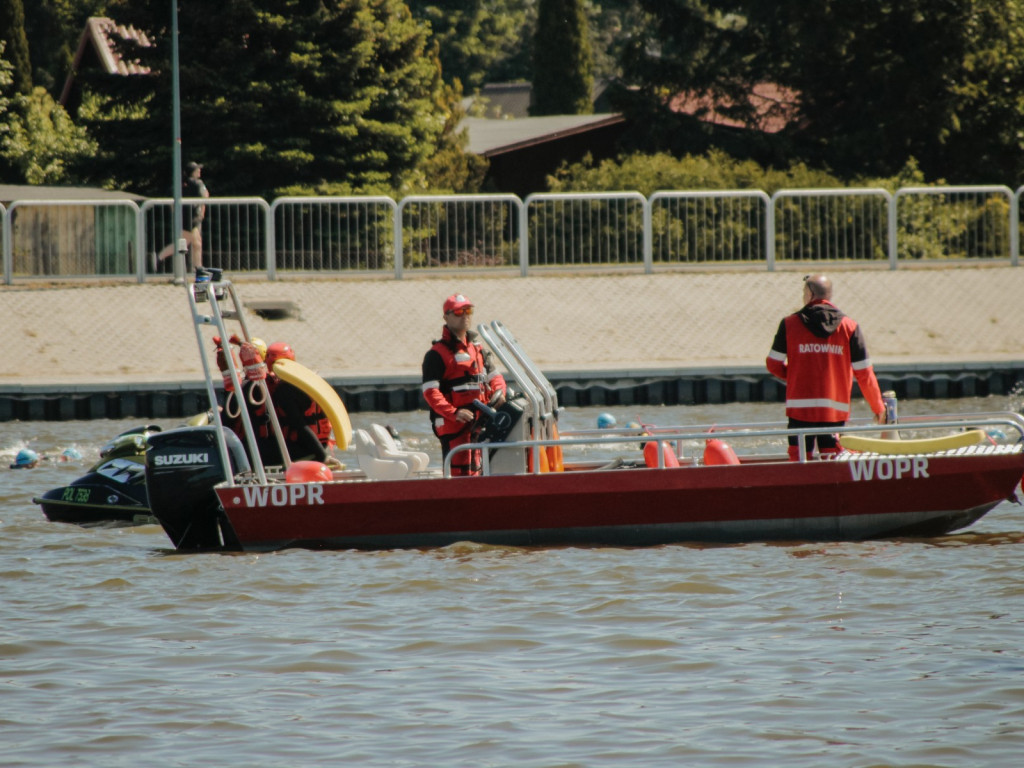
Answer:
[
  {"left": 233, "top": 341, "right": 333, "bottom": 466},
  {"left": 766, "top": 274, "right": 885, "bottom": 460},
  {"left": 421, "top": 294, "right": 507, "bottom": 476}
]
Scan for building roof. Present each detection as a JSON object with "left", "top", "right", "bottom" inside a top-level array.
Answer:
[
  {"left": 0, "top": 185, "right": 145, "bottom": 204},
  {"left": 462, "top": 114, "right": 626, "bottom": 156},
  {"left": 468, "top": 81, "right": 615, "bottom": 120},
  {"left": 59, "top": 17, "right": 153, "bottom": 107},
  {"left": 670, "top": 82, "right": 800, "bottom": 134}
]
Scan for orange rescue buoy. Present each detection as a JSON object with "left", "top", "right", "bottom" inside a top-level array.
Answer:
[
  {"left": 703, "top": 438, "right": 739, "bottom": 465},
  {"left": 285, "top": 460, "right": 334, "bottom": 483}
]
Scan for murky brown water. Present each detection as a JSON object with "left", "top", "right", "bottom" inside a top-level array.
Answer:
[{"left": 3, "top": 400, "right": 1024, "bottom": 767}]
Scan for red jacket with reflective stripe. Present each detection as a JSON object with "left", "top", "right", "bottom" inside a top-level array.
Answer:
[
  {"left": 766, "top": 300, "right": 884, "bottom": 422},
  {"left": 421, "top": 328, "right": 507, "bottom": 436}
]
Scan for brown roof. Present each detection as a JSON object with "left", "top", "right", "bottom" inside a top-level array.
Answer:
[
  {"left": 670, "top": 82, "right": 800, "bottom": 134},
  {"left": 59, "top": 17, "right": 153, "bottom": 107}
]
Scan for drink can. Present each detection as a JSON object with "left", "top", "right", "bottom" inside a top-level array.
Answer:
[{"left": 882, "top": 390, "right": 898, "bottom": 424}]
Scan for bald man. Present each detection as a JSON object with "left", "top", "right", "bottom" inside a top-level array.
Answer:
[{"left": 766, "top": 274, "right": 885, "bottom": 460}]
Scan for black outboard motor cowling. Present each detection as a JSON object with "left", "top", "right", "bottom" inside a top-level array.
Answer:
[{"left": 146, "top": 426, "right": 250, "bottom": 550}]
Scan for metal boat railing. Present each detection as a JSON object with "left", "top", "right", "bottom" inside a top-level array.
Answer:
[
  {"left": 186, "top": 272, "right": 293, "bottom": 486},
  {"left": 180, "top": 272, "right": 1024, "bottom": 484},
  {"left": 445, "top": 411, "right": 1024, "bottom": 477}
]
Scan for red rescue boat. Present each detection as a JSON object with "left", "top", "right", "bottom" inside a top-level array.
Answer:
[{"left": 143, "top": 272, "right": 1024, "bottom": 553}]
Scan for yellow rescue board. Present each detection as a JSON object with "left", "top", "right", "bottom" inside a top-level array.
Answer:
[
  {"left": 272, "top": 358, "right": 353, "bottom": 451},
  {"left": 841, "top": 429, "right": 987, "bottom": 455}
]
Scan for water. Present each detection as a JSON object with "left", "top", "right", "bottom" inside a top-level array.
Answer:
[{"left": 3, "top": 400, "right": 1024, "bottom": 767}]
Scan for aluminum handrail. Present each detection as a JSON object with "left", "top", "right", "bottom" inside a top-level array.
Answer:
[
  {"left": 444, "top": 412, "right": 1024, "bottom": 477},
  {"left": 490, "top": 320, "right": 559, "bottom": 420},
  {"left": 188, "top": 276, "right": 295, "bottom": 485},
  {"left": 477, "top": 323, "right": 548, "bottom": 473}
]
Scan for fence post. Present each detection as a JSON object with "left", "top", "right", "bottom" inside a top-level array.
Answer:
[
  {"left": 2, "top": 203, "right": 9, "bottom": 285},
  {"left": 266, "top": 203, "right": 277, "bottom": 281},
  {"left": 1014, "top": 186, "right": 1024, "bottom": 267},
  {"left": 642, "top": 196, "right": 653, "bottom": 273},
  {"left": 888, "top": 194, "right": 898, "bottom": 269},
  {"left": 520, "top": 194, "right": 533, "bottom": 277}
]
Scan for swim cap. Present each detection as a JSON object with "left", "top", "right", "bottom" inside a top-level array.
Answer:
[
  {"left": 250, "top": 337, "right": 268, "bottom": 360},
  {"left": 597, "top": 413, "right": 616, "bottom": 429},
  {"left": 11, "top": 448, "right": 39, "bottom": 468}
]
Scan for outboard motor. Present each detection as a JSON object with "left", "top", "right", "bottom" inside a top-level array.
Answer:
[{"left": 146, "top": 426, "right": 250, "bottom": 551}]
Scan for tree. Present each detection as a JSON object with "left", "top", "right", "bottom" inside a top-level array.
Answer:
[
  {"left": 617, "top": 0, "right": 1024, "bottom": 183},
  {"left": 531, "top": 0, "right": 593, "bottom": 115},
  {"left": 407, "top": 0, "right": 534, "bottom": 90},
  {"left": 1, "top": 86, "right": 97, "bottom": 183},
  {"left": 23, "top": 0, "right": 104, "bottom": 95},
  {"left": 0, "top": 0, "right": 32, "bottom": 95},
  {"left": 75, "top": 0, "right": 450, "bottom": 199}
]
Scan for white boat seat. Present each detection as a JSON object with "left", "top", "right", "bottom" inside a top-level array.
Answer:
[
  {"left": 353, "top": 428, "right": 415, "bottom": 480},
  {"left": 369, "top": 423, "right": 431, "bottom": 473}
]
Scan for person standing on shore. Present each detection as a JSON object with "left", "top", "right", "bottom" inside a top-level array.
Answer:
[
  {"left": 421, "top": 294, "right": 507, "bottom": 476},
  {"left": 154, "top": 161, "right": 209, "bottom": 271},
  {"left": 766, "top": 274, "right": 886, "bottom": 460}
]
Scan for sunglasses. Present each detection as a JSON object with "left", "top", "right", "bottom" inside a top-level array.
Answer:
[{"left": 448, "top": 306, "right": 473, "bottom": 317}]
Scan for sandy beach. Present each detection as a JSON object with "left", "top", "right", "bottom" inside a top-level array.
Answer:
[{"left": 3, "top": 265, "right": 1023, "bottom": 389}]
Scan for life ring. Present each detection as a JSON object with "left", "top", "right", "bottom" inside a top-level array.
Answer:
[{"left": 272, "top": 358, "right": 353, "bottom": 451}]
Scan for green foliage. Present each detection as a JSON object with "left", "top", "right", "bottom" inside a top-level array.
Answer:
[
  {"left": 548, "top": 148, "right": 845, "bottom": 196},
  {"left": 618, "top": 0, "right": 1024, "bottom": 184},
  {"left": 0, "top": 0, "right": 32, "bottom": 94},
  {"left": 75, "top": 0, "right": 451, "bottom": 199},
  {"left": 23, "top": 0, "right": 103, "bottom": 95},
  {"left": 531, "top": 0, "right": 593, "bottom": 115},
  {"left": 412, "top": 79, "right": 489, "bottom": 194},
  {"left": 0, "top": 85, "right": 97, "bottom": 183},
  {"left": 407, "top": 0, "right": 535, "bottom": 90},
  {"left": 0, "top": 46, "right": 12, "bottom": 166}
]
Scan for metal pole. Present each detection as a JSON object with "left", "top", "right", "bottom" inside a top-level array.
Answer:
[{"left": 171, "top": 1, "right": 184, "bottom": 282}]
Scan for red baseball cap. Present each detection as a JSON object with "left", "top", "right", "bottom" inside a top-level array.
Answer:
[{"left": 443, "top": 294, "right": 473, "bottom": 313}]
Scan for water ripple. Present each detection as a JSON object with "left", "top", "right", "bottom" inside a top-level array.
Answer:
[{"left": 4, "top": 409, "right": 1024, "bottom": 766}]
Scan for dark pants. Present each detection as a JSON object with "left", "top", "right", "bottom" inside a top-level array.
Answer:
[
  {"left": 439, "top": 429, "right": 481, "bottom": 476},
  {"left": 787, "top": 417, "right": 845, "bottom": 459}
]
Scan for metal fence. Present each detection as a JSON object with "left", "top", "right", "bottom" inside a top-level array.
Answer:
[{"left": 4, "top": 185, "right": 1023, "bottom": 284}]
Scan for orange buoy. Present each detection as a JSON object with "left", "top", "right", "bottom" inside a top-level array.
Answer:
[
  {"left": 704, "top": 438, "right": 739, "bottom": 465},
  {"left": 285, "top": 460, "right": 333, "bottom": 483},
  {"left": 643, "top": 440, "right": 680, "bottom": 468},
  {"left": 546, "top": 424, "right": 564, "bottom": 472}
]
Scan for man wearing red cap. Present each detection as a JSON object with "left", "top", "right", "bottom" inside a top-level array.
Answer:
[{"left": 422, "top": 294, "right": 507, "bottom": 476}]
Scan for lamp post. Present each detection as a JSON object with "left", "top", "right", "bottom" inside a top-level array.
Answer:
[{"left": 170, "top": 1, "right": 184, "bottom": 281}]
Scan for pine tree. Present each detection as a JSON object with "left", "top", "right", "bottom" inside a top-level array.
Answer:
[
  {"left": 75, "top": 0, "right": 448, "bottom": 198},
  {"left": 531, "top": 0, "right": 593, "bottom": 116},
  {"left": 0, "top": 0, "right": 33, "bottom": 95}
]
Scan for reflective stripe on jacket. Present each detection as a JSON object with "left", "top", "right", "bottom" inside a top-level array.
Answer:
[
  {"left": 766, "top": 304, "right": 884, "bottom": 422},
  {"left": 422, "top": 327, "right": 506, "bottom": 436}
]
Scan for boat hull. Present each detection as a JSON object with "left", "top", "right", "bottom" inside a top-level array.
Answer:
[{"left": 216, "top": 450, "right": 1024, "bottom": 551}]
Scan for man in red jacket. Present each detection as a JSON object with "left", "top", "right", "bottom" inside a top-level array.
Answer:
[
  {"left": 766, "top": 274, "right": 886, "bottom": 460},
  {"left": 421, "top": 293, "right": 507, "bottom": 476}
]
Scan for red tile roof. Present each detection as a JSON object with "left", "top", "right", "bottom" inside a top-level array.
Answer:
[
  {"left": 670, "top": 82, "right": 800, "bottom": 134},
  {"left": 59, "top": 17, "right": 153, "bottom": 106}
]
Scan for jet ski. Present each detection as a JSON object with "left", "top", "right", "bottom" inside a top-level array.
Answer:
[
  {"left": 34, "top": 413, "right": 211, "bottom": 526},
  {"left": 33, "top": 425, "right": 161, "bottom": 526}
]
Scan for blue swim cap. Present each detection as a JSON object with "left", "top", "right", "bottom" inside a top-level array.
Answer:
[
  {"left": 13, "top": 448, "right": 39, "bottom": 467},
  {"left": 62, "top": 447, "right": 83, "bottom": 461},
  {"left": 597, "top": 413, "right": 616, "bottom": 429}
]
